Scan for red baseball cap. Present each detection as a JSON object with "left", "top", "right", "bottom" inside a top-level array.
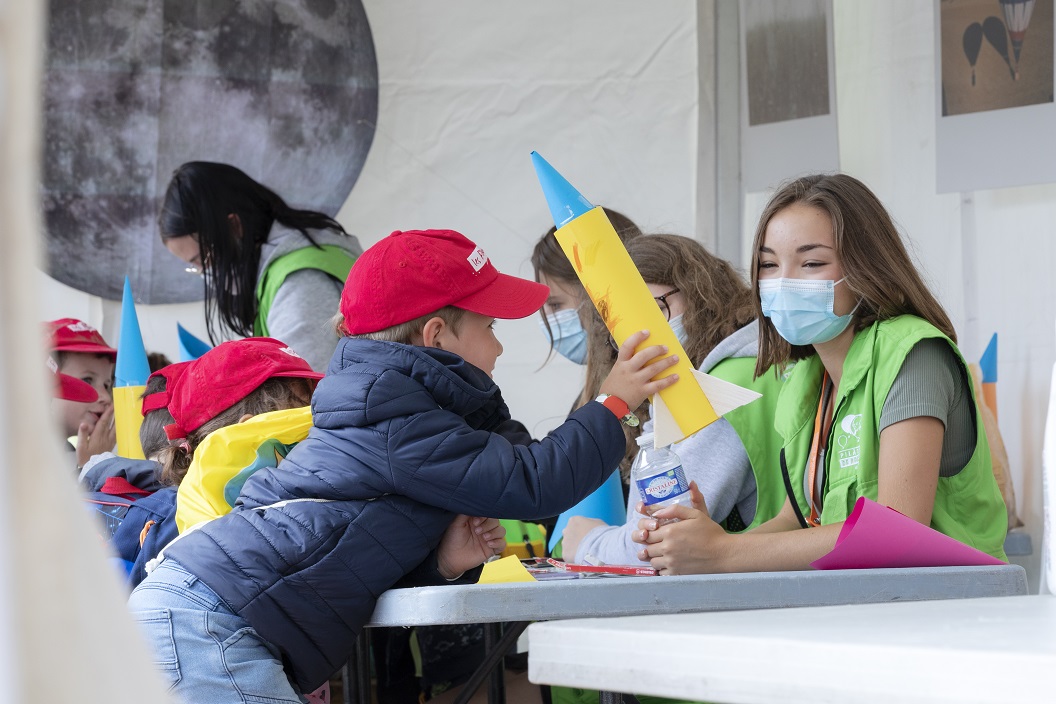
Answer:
[
  {"left": 340, "top": 229, "right": 550, "bottom": 335},
  {"left": 46, "top": 318, "right": 117, "bottom": 359},
  {"left": 57, "top": 374, "right": 99, "bottom": 403},
  {"left": 47, "top": 355, "right": 99, "bottom": 403},
  {"left": 164, "top": 338, "right": 323, "bottom": 440},
  {"left": 140, "top": 361, "right": 191, "bottom": 416}
]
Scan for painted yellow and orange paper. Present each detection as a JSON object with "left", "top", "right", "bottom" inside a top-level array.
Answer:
[
  {"left": 554, "top": 207, "right": 719, "bottom": 437},
  {"left": 535, "top": 152, "right": 761, "bottom": 447}
]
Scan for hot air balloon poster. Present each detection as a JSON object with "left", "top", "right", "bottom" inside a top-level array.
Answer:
[
  {"left": 936, "top": 0, "right": 1056, "bottom": 192},
  {"left": 939, "top": 0, "right": 1052, "bottom": 117}
]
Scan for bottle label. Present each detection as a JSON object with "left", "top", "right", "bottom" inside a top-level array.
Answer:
[{"left": 635, "top": 465, "right": 690, "bottom": 506}]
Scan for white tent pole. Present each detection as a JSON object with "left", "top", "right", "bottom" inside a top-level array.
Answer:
[{"left": 0, "top": 2, "right": 174, "bottom": 701}]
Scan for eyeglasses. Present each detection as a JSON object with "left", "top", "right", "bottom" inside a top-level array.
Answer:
[
  {"left": 608, "top": 288, "right": 681, "bottom": 352},
  {"left": 653, "top": 288, "right": 680, "bottom": 322}
]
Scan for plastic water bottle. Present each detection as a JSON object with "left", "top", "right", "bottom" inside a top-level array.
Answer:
[{"left": 631, "top": 432, "right": 692, "bottom": 522}]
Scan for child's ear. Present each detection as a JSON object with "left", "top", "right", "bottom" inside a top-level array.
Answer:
[
  {"left": 420, "top": 317, "right": 447, "bottom": 349},
  {"left": 237, "top": 414, "right": 254, "bottom": 424}
]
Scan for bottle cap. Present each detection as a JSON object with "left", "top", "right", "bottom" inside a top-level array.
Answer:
[{"left": 636, "top": 432, "right": 654, "bottom": 448}]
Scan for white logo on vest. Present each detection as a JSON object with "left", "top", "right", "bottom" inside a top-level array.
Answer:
[{"left": 836, "top": 413, "right": 863, "bottom": 469}]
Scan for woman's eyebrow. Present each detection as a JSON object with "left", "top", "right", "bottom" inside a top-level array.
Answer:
[{"left": 758, "top": 243, "right": 833, "bottom": 254}]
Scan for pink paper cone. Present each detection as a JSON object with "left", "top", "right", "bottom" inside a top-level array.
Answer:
[{"left": 811, "top": 497, "right": 1005, "bottom": 570}]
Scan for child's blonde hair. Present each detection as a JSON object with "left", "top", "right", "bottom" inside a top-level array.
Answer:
[{"left": 334, "top": 306, "right": 466, "bottom": 345}]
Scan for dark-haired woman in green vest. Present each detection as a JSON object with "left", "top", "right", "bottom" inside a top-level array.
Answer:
[
  {"left": 633, "top": 173, "right": 1007, "bottom": 573},
  {"left": 160, "top": 161, "right": 361, "bottom": 371}
]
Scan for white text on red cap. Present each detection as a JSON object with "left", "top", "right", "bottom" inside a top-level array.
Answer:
[{"left": 467, "top": 245, "right": 488, "bottom": 273}]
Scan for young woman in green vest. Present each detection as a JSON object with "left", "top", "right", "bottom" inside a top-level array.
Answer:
[
  {"left": 159, "top": 161, "right": 362, "bottom": 371},
  {"left": 633, "top": 173, "right": 1007, "bottom": 572}
]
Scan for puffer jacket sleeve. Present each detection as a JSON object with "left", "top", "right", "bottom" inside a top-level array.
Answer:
[{"left": 384, "top": 401, "right": 624, "bottom": 521}]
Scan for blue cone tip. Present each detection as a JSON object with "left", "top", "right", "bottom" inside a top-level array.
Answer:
[
  {"left": 116, "top": 277, "right": 151, "bottom": 387},
  {"left": 530, "top": 151, "right": 595, "bottom": 228},
  {"left": 980, "top": 333, "right": 998, "bottom": 383},
  {"left": 177, "top": 323, "right": 212, "bottom": 362},
  {"left": 547, "top": 471, "right": 625, "bottom": 552}
]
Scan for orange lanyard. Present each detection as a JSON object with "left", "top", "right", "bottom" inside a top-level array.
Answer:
[{"left": 805, "top": 372, "right": 834, "bottom": 527}]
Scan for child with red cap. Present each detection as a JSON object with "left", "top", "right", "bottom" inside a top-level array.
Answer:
[
  {"left": 46, "top": 318, "right": 117, "bottom": 471},
  {"left": 128, "top": 229, "right": 679, "bottom": 701},
  {"left": 157, "top": 337, "right": 322, "bottom": 487},
  {"left": 80, "top": 362, "right": 191, "bottom": 588}
]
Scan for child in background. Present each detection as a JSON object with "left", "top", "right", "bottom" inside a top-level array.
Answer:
[
  {"left": 80, "top": 363, "right": 190, "bottom": 492},
  {"left": 86, "top": 363, "right": 190, "bottom": 588},
  {"left": 146, "top": 351, "right": 173, "bottom": 373},
  {"left": 46, "top": 318, "right": 117, "bottom": 471},
  {"left": 156, "top": 337, "right": 322, "bottom": 490},
  {"left": 129, "top": 228, "right": 678, "bottom": 702},
  {"left": 155, "top": 338, "right": 323, "bottom": 531}
]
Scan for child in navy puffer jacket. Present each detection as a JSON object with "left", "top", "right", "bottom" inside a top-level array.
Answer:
[{"left": 128, "top": 229, "right": 679, "bottom": 701}]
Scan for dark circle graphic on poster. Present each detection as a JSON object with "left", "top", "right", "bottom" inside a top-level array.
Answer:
[{"left": 43, "top": 0, "right": 379, "bottom": 304}]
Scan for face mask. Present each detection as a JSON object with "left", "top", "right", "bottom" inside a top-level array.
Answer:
[
  {"left": 759, "top": 277, "right": 856, "bottom": 346},
  {"left": 668, "top": 314, "right": 689, "bottom": 347},
  {"left": 540, "top": 308, "right": 587, "bottom": 365}
]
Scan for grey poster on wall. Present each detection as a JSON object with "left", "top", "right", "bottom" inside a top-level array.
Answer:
[
  {"left": 42, "top": 0, "right": 379, "bottom": 303},
  {"left": 936, "top": 0, "right": 1056, "bottom": 193},
  {"left": 740, "top": 0, "right": 839, "bottom": 193}
]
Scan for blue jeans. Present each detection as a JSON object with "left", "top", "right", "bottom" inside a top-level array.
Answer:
[{"left": 128, "top": 559, "right": 305, "bottom": 704}]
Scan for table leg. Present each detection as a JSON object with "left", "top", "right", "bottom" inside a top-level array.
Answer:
[
  {"left": 485, "top": 623, "right": 505, "bottom": 704},
  {"left": 343, "top": 630, "right": 372, "bottom": 704},
  {"left": 452, "top": 621, "right": 529, "bottom": 704},
  {"left": 599, "top": 693, "right": 641, "bottom": 704}
]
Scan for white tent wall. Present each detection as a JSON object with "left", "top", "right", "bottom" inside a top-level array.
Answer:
[
  {"left": 2, "top": 1, "right": 175, "bottom": 701},
  {"left": 333, "top": 0, "right": 702, "bottom": 438},
  {"left": 31, "top": 0, "right": 1053, "bottom": 598}
]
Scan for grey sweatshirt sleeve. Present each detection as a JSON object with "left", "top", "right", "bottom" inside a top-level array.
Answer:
[
  {"left": 574, "top": 418, "right": 754, "bottom": 566},
  {"left": 266, "top": 268, "right": 344, "bottom": 372}
]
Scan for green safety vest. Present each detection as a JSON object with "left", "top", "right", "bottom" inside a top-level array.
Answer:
[
  {"left": 253, "top": 245, "right": 357, "bottom": 338},
  {"left": 775, "top": 315, "right": 1007, "bottom": 560},
  {"left": 707, "top": 356, "right": 787, "bottom": 531}
]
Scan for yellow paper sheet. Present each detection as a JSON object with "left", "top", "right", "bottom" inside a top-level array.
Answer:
[
  {"left": 478, "top": 555, "right": 537, "bottom": 584},
  {"left": 554, "top": 207, "right": 718, "bottom": 440}
]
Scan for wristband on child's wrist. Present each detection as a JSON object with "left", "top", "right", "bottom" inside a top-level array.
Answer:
[{"left": 595, "top": 394, "right": 640, "bottom": 427}]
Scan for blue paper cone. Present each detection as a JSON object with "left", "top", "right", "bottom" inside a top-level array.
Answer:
[
  {"left": 531, "top": 151, "right": 595, "bottom": 228},
  {"left": 177, "top": 323, "right": 212, "bottom": 362},
  {"left": 548, "top": 470, "right": 626, "bottom": 554}
]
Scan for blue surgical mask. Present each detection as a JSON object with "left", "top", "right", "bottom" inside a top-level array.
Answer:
[
  {"left": 540, "top": 308, "right": 587, "bottom": 365},
  {"left": 759, "top": 277, "right": 857, "bottom": 346},
  {"left": 668, "top": 314, "right": 689, "bottom": 347}
]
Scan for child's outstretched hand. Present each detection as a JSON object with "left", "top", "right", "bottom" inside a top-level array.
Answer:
[
  {"left": 76, "top": 405, "right": 116, "bottom": 468},
  {"left": 598, "top": 330, "right": 680, "bottom": 411},
  {"left": 437, "top": 515, "right": 507, "bottom": 579}
]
